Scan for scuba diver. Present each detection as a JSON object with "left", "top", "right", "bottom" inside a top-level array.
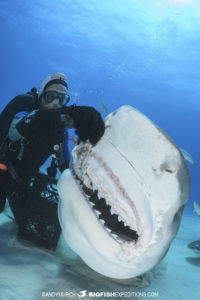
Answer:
[{"left": 0, "top": 72, "right": 105, "bottom": 250}]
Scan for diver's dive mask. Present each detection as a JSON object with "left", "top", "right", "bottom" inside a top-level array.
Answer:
[{"left": 44, "top": 91, "right": 70, "bottom": 106}]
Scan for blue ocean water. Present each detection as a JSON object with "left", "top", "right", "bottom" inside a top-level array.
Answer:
[{"left": 0, "top": 0, "right": 200, "bottom": 299}]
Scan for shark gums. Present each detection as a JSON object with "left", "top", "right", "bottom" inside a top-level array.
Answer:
[{"left": 57, "top": 106, "right": 190, "bottom": 279}]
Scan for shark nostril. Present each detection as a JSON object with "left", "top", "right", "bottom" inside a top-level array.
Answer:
[{"left": 160, "top": 160, "right": 178, "bottom": 174}]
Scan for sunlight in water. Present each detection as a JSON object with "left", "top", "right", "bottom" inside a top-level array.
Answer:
[{"left": 167, "top": 0, "right": 196, "bottom": 5}]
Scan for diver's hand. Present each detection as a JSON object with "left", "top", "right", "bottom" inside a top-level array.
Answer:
[
  {"left": 60, "top": 113, "right": 74, "bottom": 128},
  {"left": 66, "top": 105, "right": 105, "bottom": 146}
]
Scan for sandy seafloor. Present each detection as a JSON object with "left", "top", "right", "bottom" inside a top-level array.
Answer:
[{"left": 0, "top": 203, "right": 199, "bottom": 300}]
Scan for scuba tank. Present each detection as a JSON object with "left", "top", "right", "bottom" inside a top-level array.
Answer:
[{"left": 0, "top": 88, "right": 39, "bottom": 172}]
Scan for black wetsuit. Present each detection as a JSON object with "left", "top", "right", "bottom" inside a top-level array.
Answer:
[
  {"left": 0, "top": 107, "right": 69, "bottom": 250},
  {"left": 0, "top": 94, "right": 105, "bottom": 250}
]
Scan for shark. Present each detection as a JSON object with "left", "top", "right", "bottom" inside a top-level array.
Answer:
[
  {"left": 194, "top": 201, "right": 200, "bottom": 217},
  {"left": 57, "top": 105, "right": 190, "bottom": 279}
]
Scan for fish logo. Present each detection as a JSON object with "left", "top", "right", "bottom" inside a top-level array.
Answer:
[{"left": 77, "top": 290, "right": 87, "bottom": 298}]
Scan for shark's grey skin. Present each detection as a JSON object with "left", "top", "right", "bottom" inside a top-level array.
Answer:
[{"left": 57, "top": 106, "right": 190, "bottom": 279}]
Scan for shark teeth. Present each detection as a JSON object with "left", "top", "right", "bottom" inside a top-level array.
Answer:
[
  {"left": 83, "top": 175, "right": 90, "bottom": 187},
  {"left": 95, "top": 210, "right": 101, "bottom": 216},
  {"left": 105, "top": 227, "right": 111, "bottom": 233},
  {"left": 97, "top": 190, "right": 104, "bottom": 200},
  {"left": 111, "top": 233, "right": 118, "bottom": 239},
  {"left": 73, "top": 171, "right": 139, "bottom": 243},
  {"left": 118, "top": 215, "right": 123, "bottom": 222},
  {"left": 110, "top": 207, "right": 115, "bottom": 215},
  {"left": 100, "top": 219, "right": 105, "bottom": 226}
]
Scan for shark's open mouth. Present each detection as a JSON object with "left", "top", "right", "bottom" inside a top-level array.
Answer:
[
  {"left": 58, "top": 106, "right": 190, "bottom": 279},
  {"left": 73, "top": 172, "right": 139, "bottom": 243}
]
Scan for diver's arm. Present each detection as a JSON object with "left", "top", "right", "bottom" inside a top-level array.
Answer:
[{"left": 15, "top": 109, "right": 64, "bottom": 138}]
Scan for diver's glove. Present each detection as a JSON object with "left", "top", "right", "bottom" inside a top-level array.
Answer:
[
  {"left": 64, "top": 105, "right": 105, "bottom": 146},
  {"left": 60, "top": 112, "right": 74, "bottom": 128}
]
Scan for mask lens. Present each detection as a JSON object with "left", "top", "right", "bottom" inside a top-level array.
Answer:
[
  {"left": 45, "top": 91, "right": 57, "bottom": 103},
  {"left": 45, "top": 91, "right": 70, "bottom": 105},
  {"left": 62, "top": 94, "right": 70, "bottom": 105}
]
